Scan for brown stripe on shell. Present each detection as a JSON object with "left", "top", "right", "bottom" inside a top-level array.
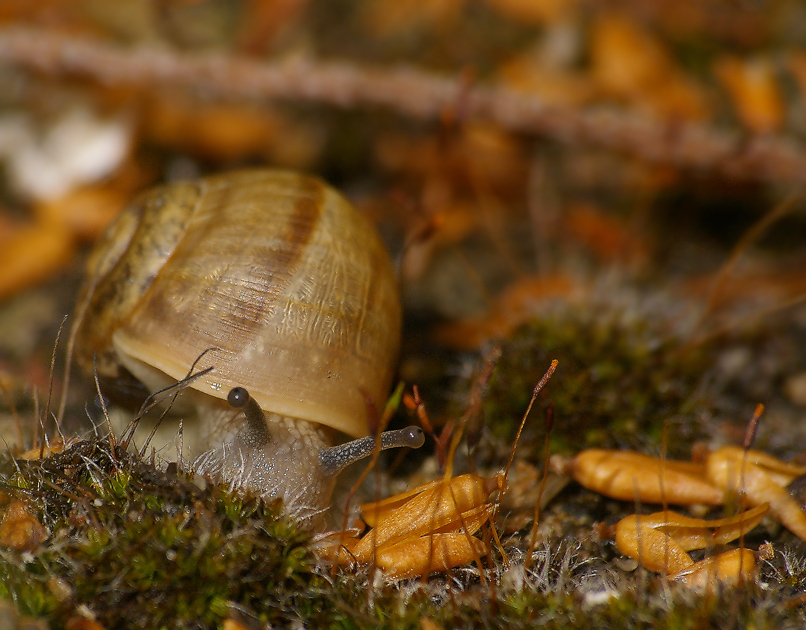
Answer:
[{"left": 197, "top": 171, "right": 324, "bottom": 357}]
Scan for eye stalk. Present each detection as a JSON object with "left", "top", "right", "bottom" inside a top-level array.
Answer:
[
  {"left": 320, "top": 425, "right": 425, "bottom": 477},
  {"left": 227, "top": 386, "right": 270, "bottom": 447},
  {"left": 227, "top": 386, "right": 424, "bottom": 478}
]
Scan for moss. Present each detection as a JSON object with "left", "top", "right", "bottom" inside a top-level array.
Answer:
[
  {"left": 1, "top": 321, "right": 804, "bottom": 630},
  {"left": 2, "top": 435, "right": 806, "bottom": 629},
  {"left": 0, "top": 438, "right": 336, "bottom": 629},
  {"left": 415, "top": 580, "right": 801, "bottom": 630},
  {"left": 481, "top": 307, "right": 713, "bottom": 457}
]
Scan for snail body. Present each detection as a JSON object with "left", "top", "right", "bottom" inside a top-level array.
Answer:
[{"left": 73, "top": 169, "right": 418, "bottom": 523}]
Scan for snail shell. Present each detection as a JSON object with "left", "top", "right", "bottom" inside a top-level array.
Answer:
[{"left": 73, "top": 169, "right": 404, "bottom": 522}]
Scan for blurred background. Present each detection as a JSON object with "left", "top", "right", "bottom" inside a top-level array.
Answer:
[{"left": 0, "top": 0, "right": 805, "bottom": 466}]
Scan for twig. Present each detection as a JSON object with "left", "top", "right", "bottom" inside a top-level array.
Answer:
[{"left": 1, "top": 27, "right": 806, "bottom": 184}]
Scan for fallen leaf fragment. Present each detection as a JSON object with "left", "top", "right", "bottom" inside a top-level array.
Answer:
[
  {"left": 0, "top": 221, "right": 73, "bottom": 300},
  {"left": 615, "top": 505, "right": 767, "bottom": 588},
  {"left": 34, "top": 185, "right": 127, "bottom": 241},
  {"left": 420, "top": 615, "right": 444, "bottom": 630},
  {"left": 713, "top": 55, "right": 783, "bottom": 134},
  {"left": 706, "top": 446, "right": 806, "bottom": 541},
  {"left": 375, "top": 532, "right": 489, "bottom": 580},
  {"left": 0, "top": 499, "right": 48, "bottom": 551},
  {"left": 362, "top": 0, "right": 463, "bottom": 36},
  {"left": 484, "top": 0, "right": 575, "bottom": 24},
  {"left": 18, "top": 438, "right": 68, "bottom": 460},
  {"left": 571, "top": 449, "right": 725, "bottom": 506},
  {"left": 66, "top": 616, "right": 107, "bottom": 630},
  {"left": 590, "top": 14, "right": 709, "bottom": 121},
  {"left": 671, "top": 548, "right": 757, "bottom": 589},
  {"left": 320, "top": 473, "right": 501, "bottom": 580}
]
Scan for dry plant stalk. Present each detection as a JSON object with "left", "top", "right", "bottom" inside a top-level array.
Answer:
[{"left": 1, "top": 27, "right": 806, "bottom": 184}]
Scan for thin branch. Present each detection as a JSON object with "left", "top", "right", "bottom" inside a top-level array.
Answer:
[{"left": 1, "top": 27, "right": 806, "bottom": 183}]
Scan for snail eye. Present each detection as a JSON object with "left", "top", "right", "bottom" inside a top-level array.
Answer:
[{"left": 227, "top": 387, "right": 250, "bottom": 408}]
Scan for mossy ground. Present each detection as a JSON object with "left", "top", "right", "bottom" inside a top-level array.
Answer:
[
  {"left": 2, "top": 300, "right": 806, "bottom": 629},
  {"left": 3, "top": 434, "right": 806, "bottom": 630},
  {"left": 3, "top": 430, "right": 806, "bottom": 627},
  {"left": 447, "top": 298, "right": 718, "bottom": 470},
  {"left": 0, "top": 438, "right": 330, "bottom": 629}
]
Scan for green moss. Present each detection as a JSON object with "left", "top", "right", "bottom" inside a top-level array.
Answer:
[
  {"left": 1, "top": 325, "right": 803, "bottom": 630},
  {"left": 0, "top": 438, "right": 336, "bottom": 629},
  {"left": 482, "top": 307, "right": 712, "bottom": 456},
  {"left": 2, "top": 434, "right": 805, "bottom": 629},
  {"left": 421, "top": 581, "right": 800, "bottom": 630}
]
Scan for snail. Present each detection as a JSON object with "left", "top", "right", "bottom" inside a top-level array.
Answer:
[{"left": 72, "top": 169, "right": 423, "bottom": 525}]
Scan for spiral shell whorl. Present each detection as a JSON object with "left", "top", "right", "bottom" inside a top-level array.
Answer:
[{"left": 74, "top": 169, "right": 401, "bottom": 439}]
